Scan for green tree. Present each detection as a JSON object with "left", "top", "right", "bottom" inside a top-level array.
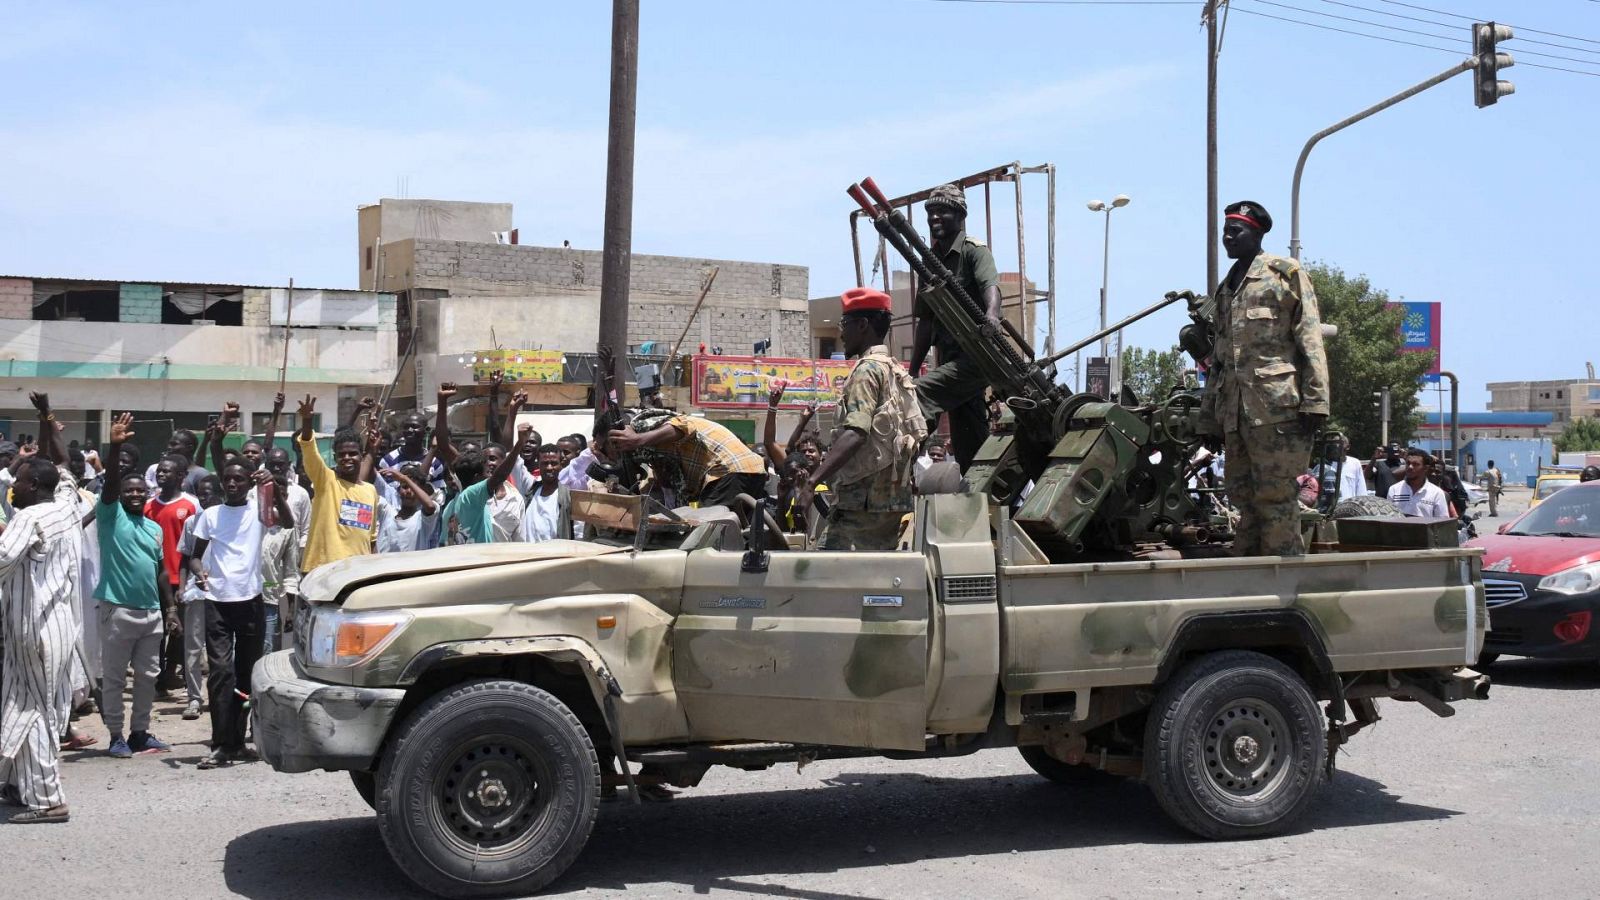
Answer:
[
  {"left": 1119, "top": 344, "right": 1188, "bottom": 404},
  {"left": 1306, "top": 263, "right": 1435, "bottom": 455},
  {"left": 1554, "top": 417, "right": 1600, "bottom": 453}
]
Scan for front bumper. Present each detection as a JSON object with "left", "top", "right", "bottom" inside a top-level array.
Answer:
[
  {"left": 1483, "top": 575, "right": 1600, "bottom": 660},
  {"left": 250, "top": 649, "right": 407, "bottom": 774}
]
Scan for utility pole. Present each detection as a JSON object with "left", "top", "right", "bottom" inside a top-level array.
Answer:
[
  {"left": 1205, "top": 0, "right": 1222, "bottom": 294},
  {"left": 598, "top": 0, "right": 640, "bottom": 390}
]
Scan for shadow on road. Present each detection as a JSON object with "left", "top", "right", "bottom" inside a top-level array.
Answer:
[
  {"left": 223, "top": 768, "right": 1457, "bottom": 899},
  {"left": 1477, "top": 658, "right": 1600, "bottom": 691}
]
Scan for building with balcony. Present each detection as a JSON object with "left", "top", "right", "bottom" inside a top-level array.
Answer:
[{"left": 0, "top": 275, "right": 398, "bottom": 463}]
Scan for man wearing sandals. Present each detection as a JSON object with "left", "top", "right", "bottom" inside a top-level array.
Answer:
[{"left": 0, "top": 455, "right": 84, "bottom": 823}]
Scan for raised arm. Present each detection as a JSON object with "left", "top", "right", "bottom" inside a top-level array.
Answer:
[
  {"left": 29, "top": 392, "right": 67, "bottom": 464},
  {"left": 785, "top": 401, "right": 819, "bottom": 457},
  {"left": 485, "top": 369, "right": 505, "bottom": 450},
  {"left": 257, "top": 468, "right": 295, "bottom": 529},
  {"left": 501, "top": 389, "right": 527, "bottom": 451},
  {"left": 433, "top": 383, "right": 459, "bottom": 466},
  {"left": 763, "top": 384, "right": 787, "bottom": 465},
  {"left": 349, "top": 396, "right": 377, "bottom": 432},
  {"left": 487, "top": 427, "right": 530, "bottom": 497},
  {"left": 358, "top": 423, "right": 380, "bottom": 484},
  {"left": 102, "top": 412, "right": 134, "bottom": 506},
  {"left": 264, "top": 391, "right": 286, "bottom": 450}
]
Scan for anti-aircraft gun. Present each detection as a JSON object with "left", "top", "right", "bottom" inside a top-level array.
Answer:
[{"left": 847, "top": 177, "right": 1218, "bottom": 560}]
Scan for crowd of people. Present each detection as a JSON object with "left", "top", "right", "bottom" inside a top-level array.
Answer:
[{"left": 0, "top": 363, "right": 951, "bottom": 820}]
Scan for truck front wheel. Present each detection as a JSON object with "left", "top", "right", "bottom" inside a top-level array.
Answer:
[
  {"left": 1145, "top": 650, "right": 1325, "bottom": 840},
  {"left": 375, "top": 679, "right": 600, "bottom": 898}
]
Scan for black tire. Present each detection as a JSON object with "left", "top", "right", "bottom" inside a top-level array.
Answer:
[
  {"left": 1331, "top": 495, "right": 1401, "bottom": 519},
  {"left": 376, "top": 679, "right": 600, "bottom": 899},
  {"left": 1477, "top": 652, "right": 1501, "bottom": 667},
  {"left": 1018, "top": 745, "right": 1121, "bottom": 785},
  {"left": 1145, "top": 650, "right": 1325, "bottom": 840},
  {"left": 350, "top": 770, "right": 377, "bottom": 810}
]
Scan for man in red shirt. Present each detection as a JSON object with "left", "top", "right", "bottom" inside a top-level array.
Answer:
[{"left": 144, "top": 455, "right": 199, "bottom": 710}]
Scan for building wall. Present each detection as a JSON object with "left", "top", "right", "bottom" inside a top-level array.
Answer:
[
  {"left": 359, "top": 199, "right": 514, "bottom": 290},
  {"left": 0, "top": 278, "right": 31, "bottom": 318},
  {"left": 1487, "top": 378, "right": 1600, "bottom": 427}
]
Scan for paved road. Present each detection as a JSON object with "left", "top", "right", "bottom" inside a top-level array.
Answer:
[{"left": 7, "top": 487, "right": 1585, "bottom": 900}]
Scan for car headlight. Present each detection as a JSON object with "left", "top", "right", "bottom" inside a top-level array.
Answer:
[
  {"left": 1538, "top": 562, "right": 1600, "bottom": 596},
  {"left": 305, "top": 607, "right": 412, "bottom": 668}
]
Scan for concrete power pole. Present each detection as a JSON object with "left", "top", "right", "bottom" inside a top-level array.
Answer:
[
  {"left": 598, "top": 0, "right": 640, "bottom": 389},
  {"left": 1205, "top": 1, "right": 1221, "bottom": 295}
]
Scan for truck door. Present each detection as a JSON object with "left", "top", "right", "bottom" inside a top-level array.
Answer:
[{"left": 674, "top": 547, "right": 930, "bottom": 752}]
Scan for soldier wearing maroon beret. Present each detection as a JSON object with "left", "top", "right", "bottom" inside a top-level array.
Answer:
[
  {"left": 801, "top": 288, "right": 927, "bottom": 550},
  {"left": 1199, "top": 200, "right": 1330, "bottom": 557}
]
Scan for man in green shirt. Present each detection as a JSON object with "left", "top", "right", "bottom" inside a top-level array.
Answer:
[
  {"left": 95, "top": 413, "right": 174, "bottom": 758},
  {"left": 909, "top": 183, "right": 1004, "bottom": 472}
]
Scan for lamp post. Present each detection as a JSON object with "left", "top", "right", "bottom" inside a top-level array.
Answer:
[{"left": 1087, "top": 194, "right": 1130, "bottom": 393}]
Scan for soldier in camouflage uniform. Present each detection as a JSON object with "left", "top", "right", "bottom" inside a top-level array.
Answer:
[
  {"left": 1198, "top": 201, "right": 1330, "bottom": 557},
  {"left": 910, "top": 183, "right": 1004, "bottom": 472},
  {"left": 803, "top": 288, "right": 925, "bottom": 551}
]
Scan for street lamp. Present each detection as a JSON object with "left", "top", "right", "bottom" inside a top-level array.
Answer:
[{"left": 1087, "top": 194, "right": 1130, "bottom": 395}]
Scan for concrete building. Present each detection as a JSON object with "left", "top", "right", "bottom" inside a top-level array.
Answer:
[
  {"left": 0, "top": 275, "right": 398, "bottom": 463},
  {"left": 808, "top": 269, "right": 1038, "bottom": 364},
  {"left": 360, "top": 198, "right": 811, "bottom": 419},
  {"left": 1486, "top": 378, "right": 1600, "bottom": 431}
]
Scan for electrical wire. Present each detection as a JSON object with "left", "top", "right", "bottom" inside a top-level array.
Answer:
[
  {"left": 917, "top": 0, "right": 1198, "bottom": 5},
  {"left": 1315, "top": 0, "right": 1600, "bottom": 56},
  {"left": 1231, "top": 5, "right": 1600, "bottom": 76},
  {"left": 1247, "top": 0, "right": 1600, "bottom": 66},
  {"left": 1372, "top": 0, "right": 1600, "bottom": 45}
]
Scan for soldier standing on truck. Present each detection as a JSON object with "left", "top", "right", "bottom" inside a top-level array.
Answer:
[
  {"left": 909, "top": 183, "right": 1004, "bottom": 473},
  {"left": 1198, "top": 201, "right": 1330, "bottom": 557},
  {"left": 801, "top": 288, "right": 926, "bottom": 550}
]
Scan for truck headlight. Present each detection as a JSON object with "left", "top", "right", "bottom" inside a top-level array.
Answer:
[
  {"left": 1537, "top": 562, "right": 1600, "bottom": 596},
  {"left": 305, "top": 608, "right": 412, "bottom": 667}
]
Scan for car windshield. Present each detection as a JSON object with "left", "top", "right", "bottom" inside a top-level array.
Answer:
[
  {"left": 1537, "top": 479, "right": 1578, "bottom": 499},
  {"left": 1509, "top": 486, "right": 1600, "bottom": 537}
]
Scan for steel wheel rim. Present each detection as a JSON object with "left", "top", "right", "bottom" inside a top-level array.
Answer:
[
  {"left": 1201, "top": 696, "right": 1292, "bottom": 802},
  {"left": 431, "top": 733, "right": 556, "bottom": 858}
]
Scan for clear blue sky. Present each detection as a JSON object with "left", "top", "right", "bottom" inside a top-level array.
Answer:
[{"left": 2, "top": 0, "right": 1595, "bottom": 409}]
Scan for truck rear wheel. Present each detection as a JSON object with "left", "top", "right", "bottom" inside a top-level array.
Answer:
[
  {"left": 1145, "top": 650, "right": 1325, "bottom": 840},
  {"left": 375, "top": 679, "right": 600, "bottom": 898},
  {"left": 1018, "top": 745, "right": 1120, "bottom": 785}
]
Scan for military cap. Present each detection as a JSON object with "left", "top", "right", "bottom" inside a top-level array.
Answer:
[
  {"left": 841, "top": 287, "right": 892, "bottom": 316},
  {"left": 1224, "top": 200, "right": 1272, "bottom": 233},
  {"left": 925, "top": 183, "right": 968, "bottom": 216}
]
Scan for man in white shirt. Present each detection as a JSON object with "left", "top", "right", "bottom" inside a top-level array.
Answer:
[
  {"left": 1308, "top": 435, "right": 1370, "bottom": 512},
  {"left": 1386, "top": 448, "right": 1450, "bottom": 518},
  {"left": 188, "top": 462, "right": 293, "bottom": 769},
  {"left": 377, "top": 464, "right": 441, "bottom": 553},
  {"left": 264, "top": 447, "right": 311, "bottom": 551},
  {"left": 521, "top": 444, "right": 573, "bottom": 543}
]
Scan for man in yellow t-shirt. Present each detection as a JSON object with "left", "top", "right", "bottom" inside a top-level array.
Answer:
[{"left": 294, "top": 395, "right": 378, "bottom": 573}]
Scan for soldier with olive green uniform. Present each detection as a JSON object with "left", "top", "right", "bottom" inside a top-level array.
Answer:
[{"left": 1199, "top": 201, "right": 1330, "bottom": 557}]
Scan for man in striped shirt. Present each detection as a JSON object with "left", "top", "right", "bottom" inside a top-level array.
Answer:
[
  {"left": 600, "top": 414, "right": 766, "bottom": 510},
  {"left": 0, "top": 455, "right": 83, "bottom": 823}
]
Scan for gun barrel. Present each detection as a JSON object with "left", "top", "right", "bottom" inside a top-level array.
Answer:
[{"left": 1042, "top": 291, "right": 1194, "bottom": 366}]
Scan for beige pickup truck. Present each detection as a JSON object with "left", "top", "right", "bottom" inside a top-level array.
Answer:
[{"left": 252, "top": 493, "right": 1488, "bottom": 898}]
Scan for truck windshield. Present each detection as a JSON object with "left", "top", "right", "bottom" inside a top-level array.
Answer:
[{"left": 1508, "top": 486, "right": 1600, "bottom": 537}]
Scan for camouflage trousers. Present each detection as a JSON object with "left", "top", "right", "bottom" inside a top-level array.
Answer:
[
  {"left": 1224, "top": 421, "right": 1313, "bottom": 557},
  {"left": 819, "top": 507, "right": 907, "bottom": 552},
  {"left": 916, "top": 353, "right": 989, "bottom": 472}
]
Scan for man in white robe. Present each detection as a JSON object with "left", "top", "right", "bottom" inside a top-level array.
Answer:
[{"left": 0, "top": 456, "right": 82, "bottom": 823}]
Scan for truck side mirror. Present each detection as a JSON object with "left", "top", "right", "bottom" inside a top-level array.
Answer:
[{"left": 742, "top": 498, "right": 771, "bottom": 573}]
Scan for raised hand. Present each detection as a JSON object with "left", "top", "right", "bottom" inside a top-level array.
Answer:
[
  {"left": 272, "top": 392, "right": 286, "bottom": 410},
  {"left": 297, "top": 394, "right": 317, "bottom": 419},
  {"left": 516, "top": 422, "right": 534, "bottom": 446},
  {"left": 28, "top": 392, "right": 50, "bottom": 414},
  {"left": 437, "top": 382, "right": 459, "bottom": 404},
  {"left": 768, "top": 384, "right": 786, "bottom": 407},
  {"left": 488, "top": 369, "right": 505, "bottom": 391},
  {"left": 222, "top": 401, "right": 241, "bottom": 428},
  {"left": 509, "top": 390, "right": 529, "bottom": 410},
  {"left": 109, "top": 412, "right": 136, "bottom": 444}
]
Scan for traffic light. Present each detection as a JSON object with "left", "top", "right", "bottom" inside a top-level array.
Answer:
[{"left": 1472, "top": 22, "right": 1515, "bottom": 108}]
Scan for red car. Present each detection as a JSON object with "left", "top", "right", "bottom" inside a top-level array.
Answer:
[{"left": 1466, "top": 480, "right": 1600, "bottom": 663}]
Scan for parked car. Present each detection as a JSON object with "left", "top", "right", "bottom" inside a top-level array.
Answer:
[
  {"left": 1467, "top": 481, "right": 1600, "bottom": 663},
  {"left": 1530, "top": 471, "right": 1581, "bottom": 509}
]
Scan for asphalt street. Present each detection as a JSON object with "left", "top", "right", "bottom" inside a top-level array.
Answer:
[{"left": 7, "top": 487, "right": 1590, "bottom": 900}]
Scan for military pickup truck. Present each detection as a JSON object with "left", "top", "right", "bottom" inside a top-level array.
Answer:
[{"left": 252, "top": 493, "right": 1488, "bottom": 898}]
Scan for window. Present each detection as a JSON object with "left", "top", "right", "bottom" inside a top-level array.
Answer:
[
  {"left": 1557, "top": 390, "right": 1564, "bottom": 399},
  {"left": 365, "top": 246, "right": 374, "bottom": 271},
  {"left": 817, "top": 337, "right": 837, "bottom": 359}
]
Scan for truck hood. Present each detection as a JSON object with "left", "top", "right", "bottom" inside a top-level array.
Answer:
[{"left": 301, "top": 540, "right": 627, "bottom": 604}]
